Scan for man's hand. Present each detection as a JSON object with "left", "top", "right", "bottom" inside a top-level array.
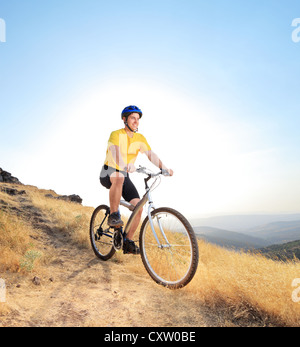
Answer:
[
  {"left": 162, "top": 168, "right": 173, "bottom": 176},
  {"left": 167, "top": 168, "right": 174, "bottom": 176},
  {"left": 125, "top": 163, "right": 136, "bottom": 173}
]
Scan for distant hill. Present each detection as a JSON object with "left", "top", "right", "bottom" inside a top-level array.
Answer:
[
  {"left": 193, "top": 220, "right": 300, "bottom": 251},
  {"left": 256, "top": 240, "right": 300, "bottom": 261},
  {"left": 194, "top": 226, "right": 269, "bottom": 250},
  {"left": 191, "top": 214, "right": 300, "bottom": 232},
  {"left": 243, "top": 220, "right": 300, "bottom": 245}
]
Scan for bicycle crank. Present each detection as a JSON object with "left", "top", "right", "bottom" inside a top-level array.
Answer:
[{"left": 112, "top": 229, "right": 124, "bottom": 251}]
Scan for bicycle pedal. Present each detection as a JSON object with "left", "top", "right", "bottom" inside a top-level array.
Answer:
[{"left": 95, "top": 229, "right": 102, "bottom": 241}]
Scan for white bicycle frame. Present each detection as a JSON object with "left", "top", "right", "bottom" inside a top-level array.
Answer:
[{"left": 119, "top": 168, "right": 170, "bottom": 248}]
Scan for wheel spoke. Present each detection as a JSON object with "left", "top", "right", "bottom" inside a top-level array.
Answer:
[
  {"left": 139, "top": 208, "right": 199, "bottom": 289},
  {"left": 90, "top": 205, "right": 116, "bottom": 261}
]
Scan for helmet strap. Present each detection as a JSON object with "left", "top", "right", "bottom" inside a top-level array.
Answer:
[{"left": 124, "top": 121, "right": 138, "bottom": 133}]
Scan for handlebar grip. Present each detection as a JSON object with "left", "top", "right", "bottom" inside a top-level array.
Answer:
[{"left": 161, "top": 169, "right": 170, "bottom": 176}]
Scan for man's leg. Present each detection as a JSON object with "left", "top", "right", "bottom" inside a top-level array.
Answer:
[
  {"left": 122, "top": 198, "right": 142, "bottom": 255},
  {"left": 108, "top": 172, "right": 125, "bottom": 227},
  {"left": 126, "top": 198, "right": 143, "bottom": 240},
  {"left": 120, "top": 176, "right": 141, "bottom": 254},
  {"left": 109, "top": 172, "right": 125, "bottom": 213}
]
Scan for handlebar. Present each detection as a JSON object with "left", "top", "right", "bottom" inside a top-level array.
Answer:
[
  {"left": 136, "top": 166, "right": 170, "bottom": 177},
  {"left": 134, "top": 166, "right": 171, "bottom": 190}
]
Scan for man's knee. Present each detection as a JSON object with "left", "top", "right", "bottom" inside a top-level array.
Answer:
[{"left": 110, "top": 172, "right": 125, "bottom": 186}]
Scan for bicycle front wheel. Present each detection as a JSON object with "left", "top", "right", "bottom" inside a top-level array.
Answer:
[
  {"left": 139, "top": 207, "right": 199, "bottom": 289},
  {"left": 90, "top": 205, "right": 116, "bottom": 261}
]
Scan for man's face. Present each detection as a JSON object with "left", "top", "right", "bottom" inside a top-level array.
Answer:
[{"left": 125, "top": 113, "right": 140, "bottom": 132}]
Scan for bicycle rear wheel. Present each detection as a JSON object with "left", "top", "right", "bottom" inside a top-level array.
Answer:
[
  {"left": 90, "top": 205, "right": 116, "bottom": 261},
  {"left": 139, "top": 207, "right": 199, "bottom": 289}
]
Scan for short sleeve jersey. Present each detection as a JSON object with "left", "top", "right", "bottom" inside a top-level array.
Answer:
[{"left": 104, "top": 129, "right": 151, "bottom": 171}]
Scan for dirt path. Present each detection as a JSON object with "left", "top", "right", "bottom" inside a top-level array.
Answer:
[{"left": 1, "top": 226, "right": 221, "bottom": 327}]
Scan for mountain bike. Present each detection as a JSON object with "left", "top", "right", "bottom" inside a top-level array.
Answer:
[{"left": 90, "top": 167, "right": 199, "bottom": 289}]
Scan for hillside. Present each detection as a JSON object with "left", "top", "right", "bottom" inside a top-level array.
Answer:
[
  {"left": 1, "top": 172, "right": 300, "bottom": 327},
  {"left": 192, "top": 221, "right": 300, "bottom": 251},
  {"left": 257, "top": 240, "right": 300, "bottom": 261},
  {"left": 194, "top": 226, "right": 269, "bottom": 250},
  {"left": 244, "top": 221, "right": 300, "bottom": 244},
  {"left": 0, "top": 181, "right": 217, "bottom": 327},
  {"left": 191, "top": 214, "right": 300, "bottom": 232}
]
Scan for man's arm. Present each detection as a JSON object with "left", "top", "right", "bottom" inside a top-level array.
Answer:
[{"left": 145, "top": 150, "right": 173, "bottom": 176}]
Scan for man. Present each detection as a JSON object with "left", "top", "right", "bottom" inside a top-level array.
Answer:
[{"left": 100, "top": 105, "right": 173, "bottom": 254}]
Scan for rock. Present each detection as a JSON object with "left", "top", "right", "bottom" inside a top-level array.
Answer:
[
  {"left": 1, "top": 187, "right": 26, "bottom": 196},
  {"left": 45, "top": 194, "right": 55, "bottom": 199},
  {"left": 45, "top": 193, "right": 83, "bottom": 204},
  {"left": 1, "top": 167, "right": 82, "bottom": 204},
  {"left": 32, "top": 276, "right": 41, "bottom": 286},
  {"left": 57, "top": 194, "right": 83, "bottom": 204},
  {"left": 0, "top": 168, "right": 22, "bottom": 184}
]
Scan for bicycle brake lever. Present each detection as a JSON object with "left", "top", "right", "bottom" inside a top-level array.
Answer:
[{"left": 136, "top": 166, "right": 147, "bottom": 174}]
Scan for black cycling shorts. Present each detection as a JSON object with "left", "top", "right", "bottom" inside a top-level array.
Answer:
[{"left": 100, "top": 165, "right": 140, "bottom": 203}]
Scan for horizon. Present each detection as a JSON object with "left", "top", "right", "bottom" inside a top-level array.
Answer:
[
  {"left": 190, "top": 212, "right": 300, "bottom": 234},
  {"left": 1, "top": 1, "right": 300, "bottom": 219}
]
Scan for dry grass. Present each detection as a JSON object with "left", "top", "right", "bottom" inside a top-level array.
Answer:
[
  {"left": 1, "top": 182, "right": 300, "bottom": 326},
  {"left": 0, "top": 184, "right": 94, "bottom": 273},
  {"left": 0, "top": 210, "right": 34, "bottom": 273},
  {"left": 97, "top": 235, "right": 300, "bottom": 326},
  {"left": 186, "top": 240, "right": 300, "bottom": 326},
  {"left": 25, "top": 186, "right": 94, "bottom": 248}
]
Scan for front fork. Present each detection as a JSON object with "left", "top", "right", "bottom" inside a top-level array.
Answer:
[{"left": 147, "top": 193, "right": 170, "bottom": 248}]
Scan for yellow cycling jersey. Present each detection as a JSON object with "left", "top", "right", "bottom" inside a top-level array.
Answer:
[{"left": 104, "top": 128, "right": 151, "bottom": 171}]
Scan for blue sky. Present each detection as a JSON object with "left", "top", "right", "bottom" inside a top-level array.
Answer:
[{"left": 1, "top": 0, "right": 300, "bottom": 218}]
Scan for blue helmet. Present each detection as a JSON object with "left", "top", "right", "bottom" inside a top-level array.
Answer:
[{"left": 121, "top": 105, "right": 143, "bottom": 120}]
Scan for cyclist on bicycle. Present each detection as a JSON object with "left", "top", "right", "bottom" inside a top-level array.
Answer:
[{"left": 100, "top": 105, "right": 173, "bottom": 254}]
